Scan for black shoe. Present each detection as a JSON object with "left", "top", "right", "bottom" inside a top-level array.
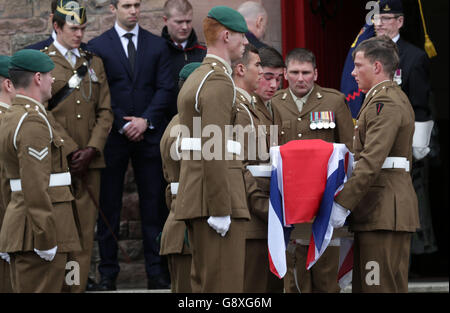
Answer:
[
  {"left": 97, "top": 277, "right": 117, "bottom": 291},
  {"left": 86, "top": 278, "right": 100, "bottom": 291},
  {"left": 147, "top": 275, "right": 171, "bottom": 290}
]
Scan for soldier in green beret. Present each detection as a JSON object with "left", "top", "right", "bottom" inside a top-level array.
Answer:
[
  {"left": 159, "top": 62, "right": 201, "bottom": 293},
  {"left": 0, "top": 49, "right": 82, "bottom": 292},
  {"left": 0, "top": 55, "right": 16, "bottom": 293},
  {"left": 43, "top": 0, "right": 113, "bottom": 292},
  {"left": 174, "top": 6, "right": 250, "bottom": 292}
]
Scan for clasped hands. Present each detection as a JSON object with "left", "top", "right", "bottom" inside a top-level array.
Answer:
[
  {"left": 69, "top": 146, "right": 97, "bottom": 177},
  {"left": 123, "top": 116, "right": 148, "bottom": 142}
]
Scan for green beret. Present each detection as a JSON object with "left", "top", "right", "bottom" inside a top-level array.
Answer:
[
  {"left": 179, "top": 62, "right": 202, "bottom": 80},
  {"left": 10, "top": 49, "right": 55, "bottom": 73},
  {"left": 0, "top": 55, "right": 11, "bottom": 78},
  {"left": 55, "top": 0, "right": 87, "bottom": 25},
  {"left": 207, "top": 6, "right": 248, "bottom": 33}
]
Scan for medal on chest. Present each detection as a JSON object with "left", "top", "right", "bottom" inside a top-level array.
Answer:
[{"left": 310, "top": 111, "right": 335, "bottom": 130}]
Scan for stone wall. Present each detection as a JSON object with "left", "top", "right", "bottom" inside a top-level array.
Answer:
[{"left": 1, "top": 0, "right": 281, "bottom": 289}]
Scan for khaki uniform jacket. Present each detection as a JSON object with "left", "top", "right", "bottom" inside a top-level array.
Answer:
[
  {"left": 44, "top": 44, "right": 113, "bottom": 167},
  {"left": 271, "top": 84, "right": 354, "bottom": 239},
  {"left": 335, "top": 81, "right": 420, "bottom": 232},
  {"left": 272, "top": 84, "right": 354, "bottom": 149},
  {"left": 174, "top": 57, "right": 250, "bottom": 220},
  {"left": 0, "top": 102, "right": 10, "bottom": 226},
  {"left": 0, "top": 95, "right": 81, "bottom": 253},
  {"left": 160, "top": 114, "right": 189, "bottom": 255},
  {"left": 233, "top": 89, "right": 270, "bottom": 238},
  {"left": 254, "top": 95, "right": 277, "bottom": 148}
]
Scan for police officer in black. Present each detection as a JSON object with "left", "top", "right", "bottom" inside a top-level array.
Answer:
[{"left": 373, "top": 0, "right": 437, "bottom": 257}]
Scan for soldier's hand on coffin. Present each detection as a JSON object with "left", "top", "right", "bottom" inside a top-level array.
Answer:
[
  {"left": 330, "top": 201, "right": 350, "bottom": 228},
  {"left": 70, "top": 147, "right": 97, "bottom": 176}
]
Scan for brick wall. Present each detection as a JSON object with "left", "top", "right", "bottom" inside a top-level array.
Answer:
[{"left": 1, "top": 0, "right": 281, "bottom": 289}]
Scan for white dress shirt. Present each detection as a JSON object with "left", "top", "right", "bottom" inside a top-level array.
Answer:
[{"left": 114, "top": 22, "right": 139, "bottom": 57}]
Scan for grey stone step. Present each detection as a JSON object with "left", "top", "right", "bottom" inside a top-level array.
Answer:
[{"left": 87, "top": 280, "right": 449, "bottom": 293}]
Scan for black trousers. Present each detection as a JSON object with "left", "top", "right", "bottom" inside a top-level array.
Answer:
[{"left": 97, "top": 131, "right": 168, "bottom": 280}]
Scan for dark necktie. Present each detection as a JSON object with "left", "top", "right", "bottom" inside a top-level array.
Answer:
[{"left": 124, "top": 33, "right": 136, "bottom": 73}]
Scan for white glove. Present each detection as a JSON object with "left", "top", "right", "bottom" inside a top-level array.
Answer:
[
  {"left": 207, "top": 216, "right": 231, "bottom": 237},
  {"left": 413, "top": 146, "right": 431, "bottom": 160},
  {"left": 412, "top": 121, "right": 434, "bottom": 160},
  {"left": 0, "top": 252, "right": 10, "bottom": 264},
  {"left": 330, "top": 202, "right": 350, "bottom": 228},
  {"left": 34, "top": 246, "right": 57, "bottom": 262}
]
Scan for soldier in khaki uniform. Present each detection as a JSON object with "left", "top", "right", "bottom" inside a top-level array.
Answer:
[
  {"left": 0, "top": 49, "right": 81, "bottom": 293},
  {"left": 43, "top": 1, "right": 113, "bottom": 292},
  {"left": 254, "top": 46, "right": 286, "bottom": 137},
  {"left": 0, "top": 55, "right": 15, "bottom": 293},
  {"left": 174, "top": 6, "right": 250, "bottom": 293},
  {"left": 160, "top": 62, "right": 201, "bottom": 293},
  {"left": 271, "top": 48, "right": 354, "bottom": 293},
  {"left": 333, "top": 36, "right": 419, "bottom": 293},
  {"left": 231, "top": 44, "right": 283, "bottom": 293}
]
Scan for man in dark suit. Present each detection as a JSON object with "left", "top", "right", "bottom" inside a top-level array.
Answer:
[
  {"left": 87, "top": 0, "right": 175, "bottom": 290},
  {"left": 237, "top": 1, "right": 269, "bottom": 49},
  {"left": 374, "top": 0, "right": 437, "bottom": 259}
]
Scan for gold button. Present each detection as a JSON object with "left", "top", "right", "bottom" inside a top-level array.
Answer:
[
  {"left": 298, "top": 117, "right": 302, "bottom": 121},
  {"left": 76, "top": 86, "right": 80, "bottom": 90},
  {"left": 76, "top": 100, "right": 80, "bottom": 104},
  {"left": 73, "top": 70, "right": 77, "bottom": 74},
  {"left": 298, "top": 133, "right": 302, "bottom": 138},
  {"left": 281, "top": 131, "right": 285, "bottom": 135},
  {"left": 77, "top": 114, "right": 81, "bottom": 119}
]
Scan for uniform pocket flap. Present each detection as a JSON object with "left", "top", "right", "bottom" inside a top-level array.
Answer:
[{"left": 47, "top": 186, "right": 75, "bottom": 203}]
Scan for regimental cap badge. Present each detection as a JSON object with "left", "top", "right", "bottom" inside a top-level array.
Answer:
[
  {"left": 316, "top": 92, "right": 323, "bottom": 99},
  {"left": 384, "top": 4, "right": 391, "bottom": 11},
  {"left": 55, "top": 0, "right": 87, "bottom": 25}
]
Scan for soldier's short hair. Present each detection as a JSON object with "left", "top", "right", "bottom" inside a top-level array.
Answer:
[
  {"left": 353, "top": 35, "right": 399, "bottom": 79},
  {"left": 202, "top": 16, "right": 227, "bottom": 46},
  {"left": 232, "top": 44, "right": 259, "bottom": 69},
  {"left": 285, "top": 48, "right": 316, "bottom": 69},
  {"left": 258, "top": 46, "right": 285, "bottom": 69},
  {"left": 164, "top": 0, "right": 193, "bottom": 17},
  {"left": 8, "top": 69, "right": 34, "bottom": 90}
]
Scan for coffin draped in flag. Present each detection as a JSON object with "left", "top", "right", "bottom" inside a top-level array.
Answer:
[
  {"left": 268, "top": 139, "right": 353, "bottom": 279},
  {"left": 340, "top": 23, "right": 375, "bottom": 118}
]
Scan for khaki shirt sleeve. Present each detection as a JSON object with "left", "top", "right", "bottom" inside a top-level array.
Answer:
[
  {"left": 198, "top": 74, "right": 233, "bottom": 216},
  {"left": 87, "top": 58, "right": 113, "bottom": 152},
  {"left": 335, "top": 96, "right": 400, "bottom": 211},
  {"left": 16, "top": 114, "right": 57, "bottom": 250}
]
